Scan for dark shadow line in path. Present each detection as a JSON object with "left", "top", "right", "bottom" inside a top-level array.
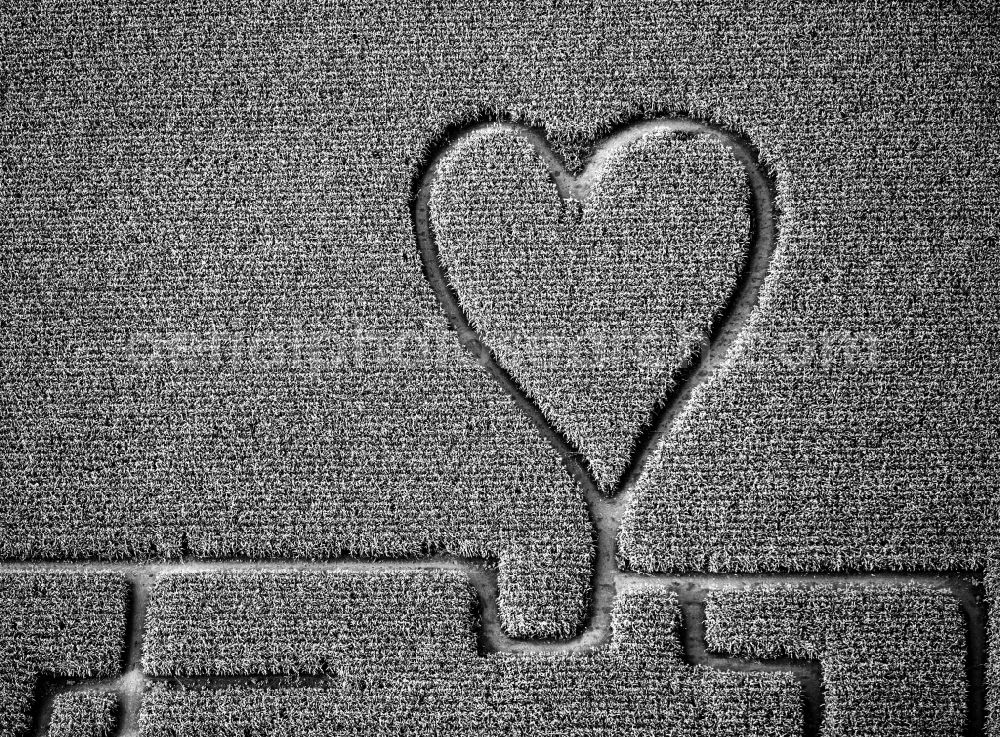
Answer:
[
  {"left": 962, "top": 576, "right": 988, "bottom": 737},
  {"left": 677, "top": 590, "right": 823, "bottom": 737}
]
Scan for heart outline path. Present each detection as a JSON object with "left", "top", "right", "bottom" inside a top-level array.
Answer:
[
  {"left": 413, "top": 116, "right": 779, "bottom": 655},
  {"left": 413, "top": 115, "right": 778, "bottom": 507}
]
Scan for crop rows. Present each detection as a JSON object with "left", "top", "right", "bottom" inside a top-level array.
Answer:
[
  {"left": 704, "top": 582, "right": 968, "bottom": 737},
  {"left": 0, "top": 0, "right": 993, "bottom": 627},
  {"left": 0, "top": 567, "right": 984, "bottom": 734},
  {"left": 1, "top": 0, "right": 599, "bottom": 641},
  {"left": 143, "top": 569, "right": 478, "bottom": 674},
  {"left": 0, "top": 1, "right": 995, "bottom": 735},
  {"left": 431, "top": 126, "right": 750, "bottom": 492},
  {"left": 138, "top": 572, "right": 800, "bottom": 736},
  {"left": 609, "top": 3, "right": 998, "bottom": 578},
  {"left": 47, "top": 691, "right": 118, "bottom": 737},
  {"left": 0, "top": 572, "right": 127, "bottom": 737}
]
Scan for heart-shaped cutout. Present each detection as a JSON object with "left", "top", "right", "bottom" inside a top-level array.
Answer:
[{"left": 421, "top": 121, "right": 754, "bottom": 492}]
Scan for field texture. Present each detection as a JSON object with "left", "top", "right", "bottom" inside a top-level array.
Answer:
[
  {"left": 431, "top": 125, "right": 750, "bottom": 490},
  {"left": 139, "top": 571, "right": 801, "bottom": 737},
  {"left": 1, "top": 0, "right": 997, "bottom": 735},
  {"left": 705, "top": 583, "right": 968, "bottom": 736},
  {"left": 47, "top": 692, "right": 118, "bottom": 737},
  {"left": 0, "top": 572, "right": 128, "bottom": 736}
]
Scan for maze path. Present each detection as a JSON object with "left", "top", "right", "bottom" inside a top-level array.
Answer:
[{"left": 6, "top": 563, "right": 983, "bottom": 737}]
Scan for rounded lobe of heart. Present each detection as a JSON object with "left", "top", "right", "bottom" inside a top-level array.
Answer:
[{"left": 430, "top": 126, "right": 751, "bottom": 492}]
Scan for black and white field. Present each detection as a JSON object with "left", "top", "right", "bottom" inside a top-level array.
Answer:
[{"left": 1, "top": 2, "right": 997, "bottom": 736}]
